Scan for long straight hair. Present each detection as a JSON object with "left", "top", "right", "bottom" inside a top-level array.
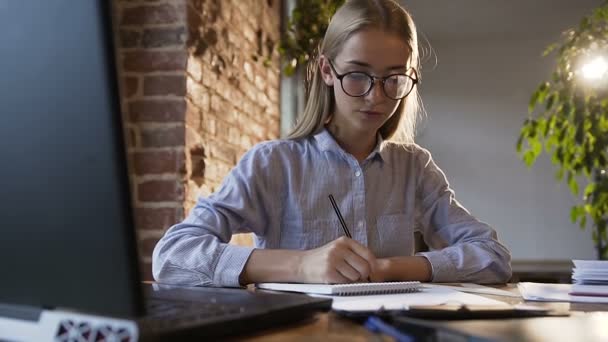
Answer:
[{"left": 287, "top": 0, "right": 421, "bottom": 144}]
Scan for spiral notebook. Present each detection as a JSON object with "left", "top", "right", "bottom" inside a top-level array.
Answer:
[{"left": 256, "top": 281, "right": 421, "bottom": 296}]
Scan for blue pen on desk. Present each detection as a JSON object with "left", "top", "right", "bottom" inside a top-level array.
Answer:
[
  {"left": 364, "top": 316, "right": 415, "bottom": 342},
  {"left": 328, "top": 194, "right": 352, "bottom": 238}
]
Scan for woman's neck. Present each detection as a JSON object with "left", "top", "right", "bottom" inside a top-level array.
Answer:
[{"left": 326, "top": 124, "right": 377, "bottom": 163}]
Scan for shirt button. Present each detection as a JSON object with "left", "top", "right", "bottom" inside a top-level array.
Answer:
[
  {"left": 355, "top": 171, "right": 361, "bottom": 177},
  {"left": 358, "top": 221, "right": 365, "bottom": 229}
]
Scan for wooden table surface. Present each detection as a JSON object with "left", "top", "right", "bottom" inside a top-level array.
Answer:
[{"left": 234, "top": 284, "right": 608, "bottom": 342}]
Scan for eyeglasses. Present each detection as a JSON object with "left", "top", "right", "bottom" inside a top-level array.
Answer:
[{"left": 327, "top": 59, "right": 418, "bottom": 100}]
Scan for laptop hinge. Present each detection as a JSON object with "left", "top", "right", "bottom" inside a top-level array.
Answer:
[{"left": 0, "top": 303, "right": 42, "bottom": 322}]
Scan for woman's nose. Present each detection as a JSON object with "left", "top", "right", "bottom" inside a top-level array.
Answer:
[{"left": 366, "top": 79, "right": 385, "bottom": 101}]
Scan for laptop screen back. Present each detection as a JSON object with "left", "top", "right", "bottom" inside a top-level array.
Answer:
[{"left": 0, "top": 0, "right": 143, "bottom": 317}]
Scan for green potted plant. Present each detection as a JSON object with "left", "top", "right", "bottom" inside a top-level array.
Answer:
[
  {"left": 517, "top": 2, "right": 608, "bottom": 259},
  {"left": 279, "top": 0, "right": 344, "bottom": 77}
]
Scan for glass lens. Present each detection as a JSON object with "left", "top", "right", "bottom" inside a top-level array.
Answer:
[
  {"left": 341, "top": 72, "right": 373, "bottom": 96},
  {"left": 384, "top": 75, "right": 414, "bottom": 99}
]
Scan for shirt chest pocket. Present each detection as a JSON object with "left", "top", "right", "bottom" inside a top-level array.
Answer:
[
  {"left": 280, "top": 218, "right": 343, "bottom": 250},
  {"left": 376, "top": 214, "right": 414, "bottom": 257}
]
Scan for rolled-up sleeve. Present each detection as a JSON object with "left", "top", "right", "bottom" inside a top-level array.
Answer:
[
  {"left": 413, "top": 149, "right": 512, "bottom": 284},
  {"left": 152, "top": 144, "right": 279, "bottom": 287}
]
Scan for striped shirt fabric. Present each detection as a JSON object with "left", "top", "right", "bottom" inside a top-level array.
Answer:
[{"left": 152, "top": 129, "right": 512, "bottom": 287}]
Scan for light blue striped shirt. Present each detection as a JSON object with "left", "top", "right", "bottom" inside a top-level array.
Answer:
[{"left": 152, "top": 129, "right": 511, "bottom": 287}]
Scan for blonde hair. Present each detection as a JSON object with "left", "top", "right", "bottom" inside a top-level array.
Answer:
[{"left": 287, "top": 0, "right": 421, "bottom": 144}]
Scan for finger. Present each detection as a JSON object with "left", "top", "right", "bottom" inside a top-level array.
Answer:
[
  {"left": 335, "top": 260, "right": 363, "bottom": 282},
  {"left": 343, "top": 251, "right": 372, "bottom": 280},
  {"left": 344, "top": 239, "right": 377, "bottom": 266},
  {"left": 326, "top": 267, "right": 353, "bottom": 284}
]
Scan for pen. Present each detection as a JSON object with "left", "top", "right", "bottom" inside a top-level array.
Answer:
[
  {"left": 364, "top": 316, "right": 414, "bottom": 342},
  {"left": 328, "top": 194, "right": 352, "bottom": 238},
  {"left": 329, "top": 194, "right": 371, "bottom": 282}
]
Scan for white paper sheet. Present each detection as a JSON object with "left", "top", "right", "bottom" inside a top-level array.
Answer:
[
  {"left": 518, "top": 282, "right": 608, "bottom": 303},
  {"left": 424, "top": 283, "right": 521, "bottom": 298},
  {"left": 321, "top": 286, "right": 509, "bottom": 311}
]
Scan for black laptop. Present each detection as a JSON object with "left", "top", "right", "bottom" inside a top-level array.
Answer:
[{"left": 0, "top": 1, "right": 331, "bottom": 341}]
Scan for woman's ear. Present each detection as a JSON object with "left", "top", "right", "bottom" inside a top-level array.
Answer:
[{"left": 319, "top": 55, "right": 334, "bottom": 86}]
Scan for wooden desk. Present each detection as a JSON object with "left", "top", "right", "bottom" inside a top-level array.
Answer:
[{"left": 237, "top": 284, "right": 608, "bottom": 342}]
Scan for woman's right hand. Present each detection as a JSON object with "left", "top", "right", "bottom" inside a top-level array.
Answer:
[{"left": 297, "top": 236, "right": 377, "bottom": 284}]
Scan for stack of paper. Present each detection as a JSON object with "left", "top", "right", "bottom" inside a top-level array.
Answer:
[
  {"left": 572, "top": 259, "right": 608, "bottom": 285},
  {"left": 518, "top": 282, "right": 608, "bottom": 303}
]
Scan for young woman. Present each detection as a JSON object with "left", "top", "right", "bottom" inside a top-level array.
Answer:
[{"left": 152, "top": 0, "right": 512, "bottom": 287}]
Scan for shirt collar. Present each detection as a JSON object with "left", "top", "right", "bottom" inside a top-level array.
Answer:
[{"left": 313, "top": 128, "right": 389, "bottom": 164}]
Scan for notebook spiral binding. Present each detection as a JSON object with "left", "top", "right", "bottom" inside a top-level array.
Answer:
[{"left": 333, "top": 282, "right": 421, "bottom": 296}]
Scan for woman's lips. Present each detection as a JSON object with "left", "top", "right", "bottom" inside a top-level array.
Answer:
[{"left": 361, "top": 110, "right": 383, "bottom": 116}]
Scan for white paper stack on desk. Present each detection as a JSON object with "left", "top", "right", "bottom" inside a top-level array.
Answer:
[{"left": 572, "top": 259, "right": 608, "bottom": 285}]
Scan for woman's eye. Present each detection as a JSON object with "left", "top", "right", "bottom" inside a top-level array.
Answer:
[{"left": 347, "top": 73, "right": 369, "bottom": 82}]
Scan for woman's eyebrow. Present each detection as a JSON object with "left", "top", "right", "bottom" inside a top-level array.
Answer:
[{"left": 343, "top": 60, "right": 408, "bottom": 72}]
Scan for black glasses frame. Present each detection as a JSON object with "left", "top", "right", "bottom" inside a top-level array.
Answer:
[{"left": 327, "top": 59, "right": 418, "bottom": 100}]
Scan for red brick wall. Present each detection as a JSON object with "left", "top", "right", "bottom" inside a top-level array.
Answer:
[{"left": 112, "top": 0, "right": 281, "bottom": 280}]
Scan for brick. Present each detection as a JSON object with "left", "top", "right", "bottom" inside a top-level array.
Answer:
[
  {"left": 132, "top": 150, "right": 185, "bottom": 175},
  {"left": 129, "top": 99, "right": 186, "bottom": 122},
  {"left": 204, "top": 160, "right": 232, "bottom": 182},
  {"left": 119, "top": 29, "right": 141, "bottom": 48},
  {"left": 257, "top": 92, "right": 270, "bottom": 107},
  {"left": 230, "top": 233, "right": 253, "bottom": 246},
  {"left": 209, "top": 141, "right": 236, "bottom": 164},
  {"left": 244, "top": 120, "right": 265, "bottom": 140},
  {"left": 142, "top": 26, "right": 186, "bottom": 48},
  {"left": 185, "top": 100, "right": 202, "bottom": 129},
  {"left": 254, "top": 75, "right": 266, "bottom": 91},
  {"left": 228, "top": 127, "right": 240, "bottom": 143},
  {"left": 267, "top": 67, "right": 279, "bottom": 85},
  {"left": 215, "top": 120, "right": 231, "bottom": 138},
  {"left": 210, "top": 94, "right": 222, "bottom": 112},
  {"left": 189, "top": 144, "right": 206, "bottom": 186},
  {"left": 122, "top": 76, "right": 139, "bottom": 98},
  {"left": 139, "top": 261, "right": 154, "bottom": 282},
  {"left": 126, "top": 127, "right": 138, "bottom": 148},
  {"left": 186, "top": 57, "right": 203, "bottom": 83},
  {"left": 143, "top": 75, "right": 186, "bottom": 96},
  {"left": 139, "top": 237, "right": 159, "bottom": 260},
  {"left": 134, "top": 207, "right": 183, "bottom": 231},
  {"left": 121, "top": 4, "right": 185, "bottom": 26},
  {"left": 216, "top": 81, "right": 231, "bottom": 102},
  {"left": 140, "top": 125, "right": 185, "bottom": 148},
  {"left": 186, "top": 78, "right": 209, "bottom": 112},
  {"left": 185, "top": 126, "right": 202, "bottom": 147},
  {"left": 138, "top": 180, "right": 184, "bottom": 202},
  {"left": 205, "top": 117, "right": 217, "bottom": 135},
  {"left": 123, "top": 50, "right": 187, "bottom": 72},
  {"left": 240, "top": 134, "right": 252, "bottom": 150},
  {"left": 243, "top": 61, "right": 254, "bottom": 81},
  {"left": 268, "top": 88, "right": 278, "bottom": 103}
]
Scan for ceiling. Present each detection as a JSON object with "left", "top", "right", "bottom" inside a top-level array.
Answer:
[{"left": 401, "top": 0, "right": 603, "bottom": 41}]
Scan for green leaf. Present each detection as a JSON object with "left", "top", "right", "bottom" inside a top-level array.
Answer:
[
  {"left": 580, "top": 215, "right": 587, "bottom": 230},
  {"left": 570, "top": 206, "right": 582, "bottom": 223},
  {"left": 523, "top": 150, "right": 536, "bottom": 167},
  {"left": 537, "top": 118, "right": 548, "bottom": 137},
  {"left": 542, "top": 43, "right": 558, "bottom": 56},
  {"left": 546, "top": 92, "right": 556, "bottom": 110},
  {"left": 529, "top": 90, "right": 539, "bottom": 113},
  {"left": 584, "top": 183, "right": 596, "bottom": 197},
  {"left": 555, "top": 168, "right": 564, "bottom": 181},
  {"left": 568, "top": 172, "right": 579, "bottom": 195},
  {"left": 531, "top": 138, "right": 542, "bottom": 157},
  {"left": 516, "top": 134, "right": 524, "bottom": 153},
  {"left": 580, "top": 16, "right": 591, "bottom": 30}
]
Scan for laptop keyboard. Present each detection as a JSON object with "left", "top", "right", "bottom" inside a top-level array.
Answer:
[{"left": 140, "top": 298, "right": 247, "bottom": 331}]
